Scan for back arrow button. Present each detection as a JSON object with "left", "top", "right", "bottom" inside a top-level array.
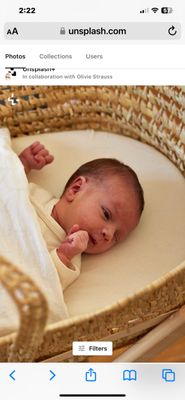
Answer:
[{"left": 9, "top": 370, "right": 16, "bottom": 381}]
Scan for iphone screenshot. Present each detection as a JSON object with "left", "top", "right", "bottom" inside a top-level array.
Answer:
[{"left": 0, "top": 0, "right": 185, "bottom": 399}]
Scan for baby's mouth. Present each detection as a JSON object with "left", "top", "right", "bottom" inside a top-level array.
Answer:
[{"left": 89, "top": 234, "right": 97, "bottom": 245}]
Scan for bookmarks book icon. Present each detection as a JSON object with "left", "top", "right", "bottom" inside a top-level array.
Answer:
[{"left": 123, "top": 369, "right": 137, "bottom": 381}]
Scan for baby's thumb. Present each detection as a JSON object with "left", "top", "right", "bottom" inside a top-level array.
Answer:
[{"left": 68, "top": 224, "right": 80, "bottom": 235}]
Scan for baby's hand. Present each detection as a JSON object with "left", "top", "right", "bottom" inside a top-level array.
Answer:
[
  {"left": 57, "top": 225, "right": 89, "bottom": 262},
  {"left": 19, "top": 141, "right": 54, "bottom": 174}
]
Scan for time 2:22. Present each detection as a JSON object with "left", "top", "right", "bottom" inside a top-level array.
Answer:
[{"left": 19, "top": 7, "right": 36, "bottom": 13}]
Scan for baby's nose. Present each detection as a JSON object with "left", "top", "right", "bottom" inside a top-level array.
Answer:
[{"left": 102, "top": 227, "right": 114, "bottom": 242}]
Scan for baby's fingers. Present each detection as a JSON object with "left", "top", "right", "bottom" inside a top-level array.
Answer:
[
  {"left": 31, "top": 143, "right": 45, "bottom": 155},
  {"left": 81, "top": 232, "right": 89, "bottom": 247},
  {"left": 33, "top": 155, "right": 46, "bottom": 169},
  {"left": 35, "top": 148, "right": 54, "bottom": 164},
  {"left": 68, "top": 224, "right": 80, "bottom": 235},
  {"left": 79, "top": 231, "right": 89, "bottom": 242},
  {"left": 45, "top": 154, "right": 54, "bottom": 164},
  {"left": 73, "top": 231, "right": 89, "bottom": 250},
  {"left": 30, "top": 141, "right": 40, "bottom": 149}
]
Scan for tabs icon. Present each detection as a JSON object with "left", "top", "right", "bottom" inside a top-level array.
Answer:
[{"left": 162, "top": 369, "right": 176, "bottom": 382}]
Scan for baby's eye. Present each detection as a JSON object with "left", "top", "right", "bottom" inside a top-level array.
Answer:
[{"left": 102, "top": 207, "right": 111, "bottom": 220}]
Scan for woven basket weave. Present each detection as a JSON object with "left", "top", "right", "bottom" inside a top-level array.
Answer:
[{"left": 0, "top": 85, "right": 185, "bottom": 362}]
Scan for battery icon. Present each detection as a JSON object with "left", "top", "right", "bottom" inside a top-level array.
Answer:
[{"left": 161, "top": 7, "right": 173, "bottom": 13}]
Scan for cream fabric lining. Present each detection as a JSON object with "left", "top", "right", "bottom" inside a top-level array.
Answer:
[{"left": 12, "top": 130, "right": 185, "bottom": 317}]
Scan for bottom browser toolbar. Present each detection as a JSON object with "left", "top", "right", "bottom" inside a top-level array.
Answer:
[{"left": 0, "top": 363, "right": 184, "bottom": 400}]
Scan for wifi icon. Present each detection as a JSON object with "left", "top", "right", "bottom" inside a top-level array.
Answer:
[{"left": 151, "top": 7, "right": 159, "bottom": 13}]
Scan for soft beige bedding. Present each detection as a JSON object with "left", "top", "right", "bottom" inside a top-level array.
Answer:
[{"left": 12, "top": 130, "right": 185, "bottom": 317}]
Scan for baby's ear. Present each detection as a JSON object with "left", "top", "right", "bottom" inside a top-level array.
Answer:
[{"left": 65, "top": 176, "right": 87, "bottom": 201}]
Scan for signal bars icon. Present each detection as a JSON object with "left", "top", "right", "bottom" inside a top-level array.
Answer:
[{"left": 140, "top": 8, "right": 149, "bottom": 13}]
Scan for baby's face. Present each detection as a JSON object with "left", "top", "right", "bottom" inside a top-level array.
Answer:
[{"left": 62, "top": 174, "right": 140, "bottom": 255}]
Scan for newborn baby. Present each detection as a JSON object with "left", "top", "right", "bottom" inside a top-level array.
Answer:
[{"left": 19, "top": 141, "right": 144, "bottom": 289}]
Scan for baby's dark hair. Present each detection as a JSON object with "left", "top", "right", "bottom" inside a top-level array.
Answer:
[{"left": 63, "top": 158, "right": 144, "bottom": 215}]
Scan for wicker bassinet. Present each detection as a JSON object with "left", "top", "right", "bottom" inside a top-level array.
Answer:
[{"left": 0, "top": 85, "right": 185, "bottom": 362}]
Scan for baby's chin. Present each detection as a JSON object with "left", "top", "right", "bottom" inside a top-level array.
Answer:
[
  {"left": 84, "top": 249, "right": 103, "bottom": 255},
  {"left": 84, "top": 246, "right": 109, "bottom": 255}
]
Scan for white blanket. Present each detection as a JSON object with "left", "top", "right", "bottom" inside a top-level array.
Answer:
[{"left": 0, "top": 128, "right": 68, "bottom": 336}]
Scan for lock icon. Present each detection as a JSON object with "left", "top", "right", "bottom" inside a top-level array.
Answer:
[{"left": 60, "top": 27, "right": 66, "bottom": 35}]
